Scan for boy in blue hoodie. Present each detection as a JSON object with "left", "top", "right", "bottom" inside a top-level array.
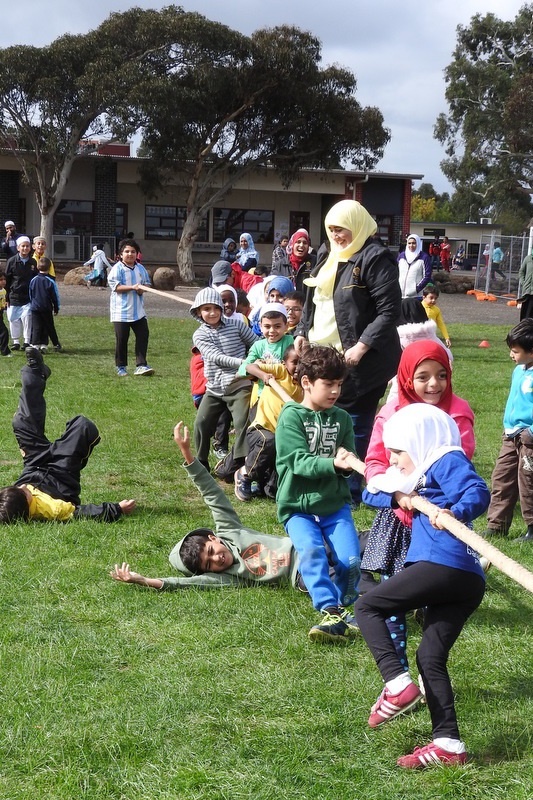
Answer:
[{"left": 485, "top": 318, "right": 533, "bottom": 541}]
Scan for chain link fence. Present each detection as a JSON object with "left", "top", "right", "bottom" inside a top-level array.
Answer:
[{"left": 474, "top": 232, "right": 529, "bottom": 297}]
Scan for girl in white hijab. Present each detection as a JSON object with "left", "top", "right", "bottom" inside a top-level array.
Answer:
[
  {"left": 397, "top": 233, "right": 432, "bottom": 299},
  {"left": 355, "top": 403, "right": 490, "bottom": 770}
]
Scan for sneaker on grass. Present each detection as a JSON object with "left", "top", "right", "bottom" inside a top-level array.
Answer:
[
  {"left": 116, "top": 366, "right": 128, "bottom": 377},
  {"left": 308, "top": 608, "right": 359, "bottom": 645},
  {"left": 134, "top": 365, "right": 154, "bottom": 376},
  {"left": 368, "top": 681, "right": 422, "bottom": 728},
  {"left": 397, "top": 742, "right": 467, "bottom": 769},
  {"left": 234, "top": 468, "right": 252, "bottom": 501}
]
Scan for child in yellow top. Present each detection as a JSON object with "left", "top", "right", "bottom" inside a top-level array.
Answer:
[
  {"left": 234, "top": 344, "right": 303, "bottom": 501},
  {"left": 422, "top": 284, "right": 451, "bottom": 348}
]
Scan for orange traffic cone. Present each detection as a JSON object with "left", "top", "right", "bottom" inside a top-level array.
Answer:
[{"left": 478, "top": 340, "right": 490, "bottom": 348}]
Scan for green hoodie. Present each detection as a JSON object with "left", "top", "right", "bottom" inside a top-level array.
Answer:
[
  {"left": 275, "top": 401, "right": 355, "bottom": 524},
  {"left": 161, "top": 459, "right": 298, "bottom": 590}
]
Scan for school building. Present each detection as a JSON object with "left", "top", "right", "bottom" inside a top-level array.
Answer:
[{"left": 0, "top": 142, "right": 422, "bottom": 274}]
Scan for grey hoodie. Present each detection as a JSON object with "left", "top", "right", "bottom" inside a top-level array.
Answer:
[{"left": 161, "top": 459, "right": 298, "bottom": 590}]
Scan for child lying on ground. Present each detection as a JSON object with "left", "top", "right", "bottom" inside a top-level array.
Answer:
[
  {"left": 111, "top": 422, "right": 299, "bottom": 590},
  {"left": 0, "top": 349, "right": 135, "bottom": 522}
]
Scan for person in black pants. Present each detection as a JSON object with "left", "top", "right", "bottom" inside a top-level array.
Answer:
[{"left": 0, "top": 349, "right": 136, "bottom": 523}]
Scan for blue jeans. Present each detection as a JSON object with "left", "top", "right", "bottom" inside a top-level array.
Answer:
[{"left": 285, "top": 504, "right": 360, "bottom": 611}]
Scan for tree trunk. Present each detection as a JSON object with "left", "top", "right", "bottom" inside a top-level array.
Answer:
[
  {"left": 177, "top": 212, "right": 202, "bottom": 283},
  {"left": 40, "top": 212, "right": 54, "bottom": 250}
]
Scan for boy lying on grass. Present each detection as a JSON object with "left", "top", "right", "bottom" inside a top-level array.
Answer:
[
  {"left": 110, "top": 422, "right": 299, "bottom": 590},
  {"left": 0, "top": 348, "right": 136, "bottom": 523}
]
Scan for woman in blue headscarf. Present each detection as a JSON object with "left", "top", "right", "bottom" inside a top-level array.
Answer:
[{"left": 236, "top": 233, "right": 259, "bottom": 271}]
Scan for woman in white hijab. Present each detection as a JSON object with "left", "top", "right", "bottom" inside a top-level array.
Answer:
[
  {"left": 397, "top": 233, "right": 432, "bottom": 299},
  {"left": 294, "top": 199, "right": 402, "bottom": 504}
]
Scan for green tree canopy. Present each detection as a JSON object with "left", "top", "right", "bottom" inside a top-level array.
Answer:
[
  {"left": 434, "top": 5, "right": 533, "bottom": 233},
  {"left": 0, "top": 6, "right": 228, "bottom": 244},
  {"left": 116, "top": 22, "right": 389, "bottom": 280}
]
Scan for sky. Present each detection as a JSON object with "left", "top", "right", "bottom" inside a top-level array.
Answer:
[{"left": 1, "top": 0, "right": 527, "bottom": 194}]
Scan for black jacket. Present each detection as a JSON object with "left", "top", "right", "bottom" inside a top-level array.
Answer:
[
  {"left": 5, "top": 255, "right": 37, "bottom": 306},
  {"left": 296, "top": 239, "right": 402, "bottom": 412}
]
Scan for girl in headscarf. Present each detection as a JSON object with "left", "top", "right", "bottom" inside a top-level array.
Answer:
[
  {"left": 294, "top": 199, "right": 402, "bottom": 504},
  {"left": 220, "top": 238, "right": 237, "bottom": 263},
  {"left": 356, "top": 403, "right": 489, "bottom": 769},
  {"left": 362, "top": 340, "right": 475, "bottom": 671},
  {"left": 397, "top": 234, "right": 432, "bottom": 298},
  {"left": 235, "top": 233, "right": 258, "bottom": 271}
]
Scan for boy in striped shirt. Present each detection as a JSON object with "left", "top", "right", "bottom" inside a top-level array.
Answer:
[{"left": 190, "top": 287, "right": 258, "bottom": 472}]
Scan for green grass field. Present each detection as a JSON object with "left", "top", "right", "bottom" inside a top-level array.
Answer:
[{"left": 0, "top": 316, "right": 532, "bottom": 799}]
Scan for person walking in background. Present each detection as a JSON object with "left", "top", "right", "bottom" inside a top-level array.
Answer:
[
  {"left": 397, "top": 234, "right": 432, "bottom": 299},
  {"left": 84, "top": 244, "right": 114, "bottom": 288},
  {"left": 491, "top": 242, "right": 506, "bottom": 281},
  {"left": 439, "top": 236, "right": 451, "bottom": 273},
  {"left": 518, "top": 246, "right": 533, "bottom": 320},
  {"left": 107, "top": 238, "right": 154, "bottom": 377},
  {"left": 429, "top": 236, "right": 441, "bottom": 271}
]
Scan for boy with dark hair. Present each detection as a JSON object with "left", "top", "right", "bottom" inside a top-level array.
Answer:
[
  {"left": 0, "top": 350, "right": 136, "bottom": 523},
  {"left": 485, "top": 318, "right": 533, "bottom": 541},
  {"left": 29, "top": 256, "right": 61, "bottom": 352},
  {"left": 111, "top": 422, "right": 300, "bottom": 589},
  {"left": 107, "top": 238, "right": 154, "bottom": 377},
  {"left": 283, "top": 290, "right": 305, "bottom": 334},
  {"left": 421, "top": 284, "right": 451, "bottom": 348},
  {"left": 275, "top": 344, "right": 361, "bottom": 643}
]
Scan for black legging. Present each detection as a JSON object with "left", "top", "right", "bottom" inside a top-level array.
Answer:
[{"left": 355, "top": 561, "right": 485, "bottom": 740}]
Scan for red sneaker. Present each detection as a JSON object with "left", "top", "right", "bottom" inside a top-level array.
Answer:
[
  {"left": 368, "top": 681, "right": 422, "bottom": 728},
  {"left": 397, "top": 742, "right": 467, "bottom": 769}
]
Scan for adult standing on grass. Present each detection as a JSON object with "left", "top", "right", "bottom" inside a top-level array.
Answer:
[
  {"left": 108, "top": 239, "right": 154, "bottom": 377},
  {"left": 1, "top": 220, "right": 18, "bottom": 258},
  {"left": 397, "top": 233, "right": 432, "bottom": 299},
  {"left": 294, "top": 199, "right": 402, "bottom": 505},
  {"left": 518, "top": 246, "right": 533, "bottom": 320}
]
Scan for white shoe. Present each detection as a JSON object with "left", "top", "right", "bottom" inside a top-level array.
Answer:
[{"left": 134, "top": 365, "right": 154, "bottom": 376}]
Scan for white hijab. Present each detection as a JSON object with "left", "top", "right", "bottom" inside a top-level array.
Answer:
[
  {"left": 405, "top": 233, "right": 423, "bottom": 264},
  {"left": 366, "top": 404, "right": 464, "bottom": 495}
]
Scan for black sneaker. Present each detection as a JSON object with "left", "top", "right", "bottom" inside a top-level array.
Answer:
[
  {"left": 308, "top": 608, "right": 360, "bottom": 645},
  {"left": 26, "top": 347, "right": 51, "bottom": 377},
  {"left": 11, "top": 343, "right": 20, "bottom": 351},
  {"left": 54, "top": 344, "right": 62, "bottom": 352}
]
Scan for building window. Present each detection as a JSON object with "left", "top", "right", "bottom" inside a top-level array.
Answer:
[
  {"left": 116, "top": 204, "right": 128, "bottom": 238},
  {"left": 145, "top": 205, "right": 207, "bottom": 240},
  {"left": 54, "top": 200, "right": 93, "bottom": 235},
  {"left": 213, "top": 208, "right": 274, "bottom": 243}
]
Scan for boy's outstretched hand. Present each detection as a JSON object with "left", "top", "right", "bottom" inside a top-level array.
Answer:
[
  {"left": 174, "top": 421, "right": 194, "bottom": 465},
  {"left": 110, "top": 562, "right": 164, "bottom": 590},
  {"left": 119, "top": 499, "right": 136, "bottom": 515}
]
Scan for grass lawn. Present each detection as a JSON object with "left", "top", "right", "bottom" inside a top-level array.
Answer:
[{"left": 0, "top": 316, "right": 532, "bottom": 799}]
